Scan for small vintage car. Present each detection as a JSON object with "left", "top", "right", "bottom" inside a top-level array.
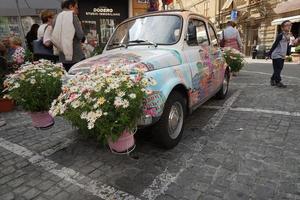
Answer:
[{"left": 69, "top": 10, "right": 230, "bottom": 149}]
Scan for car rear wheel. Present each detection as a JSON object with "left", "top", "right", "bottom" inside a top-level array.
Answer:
[
  {"left": 153, "top": 91, "right": 186, "bottom": 149},
  {"left": 216, "top": 70, "right": 230, "bottom": 99}
]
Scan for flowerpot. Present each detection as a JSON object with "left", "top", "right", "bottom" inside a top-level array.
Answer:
[
  {"left": 108, "top": 130, "right": 135, "bottom": 153},
  {"left": 29, "top": 111, "right": 54, "bottom": 129},
  {"left": 291, "top": 53, "right": 300, "bottom": 63},
  {"left": 0, "top": 98, "right": 15, "bottom": 112}
]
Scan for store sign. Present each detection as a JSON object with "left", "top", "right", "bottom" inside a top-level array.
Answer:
[
  {"left": 231, "top": 10, "right": 238, "bottom": 21},
  {"left": 86, "top": 7, "right": 121, "bottom": 17}
]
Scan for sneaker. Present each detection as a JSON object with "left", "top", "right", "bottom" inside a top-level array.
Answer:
[
  {"left": 276, "top": 82, "right": 287, "bottom": 88},
  {"left": 270, "top": 80, "right": 276, "bottom": 86}
]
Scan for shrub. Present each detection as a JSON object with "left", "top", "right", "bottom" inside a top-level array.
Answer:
[
  {"left": 50, "top": 67, "right": 156, "bottom": 142},
  {"left": 223, "top": 47, "right": 245, "bottom": 72},
  {"left": 295, "top": 45, "right": 300, "bottom": 53},
  {"left": 3, "top": 60, "right": 65, "bottom": 111}
]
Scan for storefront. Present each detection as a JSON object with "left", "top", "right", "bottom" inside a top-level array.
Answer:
[
  {"left": 0, "top": 0, "right": 150, "bottom": 47},
  {"left": 78, "top": 0, "right": 130, "bottom": 46}
]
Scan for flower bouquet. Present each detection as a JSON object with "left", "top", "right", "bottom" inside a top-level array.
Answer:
[
  {"left": 50, "top": 66, "right": 155, "bottom": 152},
  {"left": 3, "top": 60, "right": 65, "bottom": 128},
  {"left": 223, "top": 47, "right": 245, "bottom": 75}
]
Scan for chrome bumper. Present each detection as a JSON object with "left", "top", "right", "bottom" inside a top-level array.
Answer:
[{"left": 137, "top": 115, "right": 153, "bottom": 126}]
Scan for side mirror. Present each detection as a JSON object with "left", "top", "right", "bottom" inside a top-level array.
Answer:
[{"left": 186, "top": 25, "right": 197, "bottom": 45}]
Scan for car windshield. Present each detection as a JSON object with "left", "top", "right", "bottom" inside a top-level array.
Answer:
[{"left": 107, "top": 15, "right": 182, "bottom": 49}]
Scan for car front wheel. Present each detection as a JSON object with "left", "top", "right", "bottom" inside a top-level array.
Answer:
[{"left": 153, "top": 91, "right": 186, "bottom": 149}]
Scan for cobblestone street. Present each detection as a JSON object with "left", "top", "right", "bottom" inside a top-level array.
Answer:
[{"left": 1, "top": 61, "right": 300, "bottom": 200}]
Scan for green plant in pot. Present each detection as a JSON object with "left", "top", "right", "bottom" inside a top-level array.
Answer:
[
  {"left": 291, "top": 45, "right": 300, "bottom": 63},
  {"left": 295, "top": 45, "right": 300, "bottom": 53},
  {"left": 50, "top": 66, "right": 156, "bottom": 153},
  {"left": 223, "top": 47, "right": 245, "bottom": 75},
  {"left": 3, "top": 60, "right": 65, "bottom": 128}
]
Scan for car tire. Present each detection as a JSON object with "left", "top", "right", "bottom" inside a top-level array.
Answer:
[
  {"left": 216, "top": 70, "right": 230, "bottom": 99},
  {"left": 153, "top": 91, "right": 187, "bottom": 149}
]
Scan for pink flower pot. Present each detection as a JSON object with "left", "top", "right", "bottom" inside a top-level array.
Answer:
[
  {"left": 29, "top": 112, "right": 54, "bottom": 129},
  {"left": 108, "top": 130, "right": 135, "bottom": 153}
]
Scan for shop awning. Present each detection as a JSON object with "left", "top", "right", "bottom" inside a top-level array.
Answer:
[
  {"left": 221, "top": 0, "right": 233, "bottom": 10},
  {"left": 274, "top": 0, "right": 300, "bottom": 14},
  {"left": 0, "top": 0, "right": 61, "bottom": 16},
  {"left": 271, "top": 15, "right": 300, "bottom": 25}
]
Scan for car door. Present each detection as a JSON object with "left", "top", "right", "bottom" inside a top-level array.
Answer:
[
  {"left": 207, "top": 23, "right": 225, "bottom": 92},
  {"left": 182, "top": 17, "right": 213, "bottom": 109}
]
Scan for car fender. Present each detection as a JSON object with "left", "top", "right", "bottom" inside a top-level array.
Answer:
[{"left": 143, "top": 67, "right": 191, "bottom": 120}]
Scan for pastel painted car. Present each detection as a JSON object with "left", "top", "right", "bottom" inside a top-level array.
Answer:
[{"left": 69, "top": 10, "right": 230, "bottom": 149}]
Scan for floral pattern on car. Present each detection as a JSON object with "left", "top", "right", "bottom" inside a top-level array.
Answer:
[
  {"left": 189, "top": 46, "right": 226, "bottom": 107},
  {"left": 143, "top": 91, "right": 166, "bottom": 117}
]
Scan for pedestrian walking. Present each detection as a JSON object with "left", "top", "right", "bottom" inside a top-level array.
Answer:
[
  {"left": 220, "top": 21, "right": 243, "bottom": 52},
  {"left": 268, "top": 20, "right": 293, "bottom": 88},
  {"left": 34, "top": 10, "right": 58, "bottom": 62},
  {"left": 51, "top": 0, "right": 85, "bottom": 72},
  {"left": 25, "top": 24, "right": 39, "bottom": 53}
]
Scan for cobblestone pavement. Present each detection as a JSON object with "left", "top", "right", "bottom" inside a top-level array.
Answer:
[{"left": 1, "top": 62, "right": 300, "bottom": 200}]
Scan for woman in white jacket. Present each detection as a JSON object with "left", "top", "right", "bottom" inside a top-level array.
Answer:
[
  {"left": 36, "top": 10, "right": 58, "bottom": 62},
  {"left": 52, "top": 0, "right": 85, "bottom": 72}
]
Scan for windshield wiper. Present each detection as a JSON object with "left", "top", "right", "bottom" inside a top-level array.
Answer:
[
  {"left": 107, "top": 42, "right": 127, "bottom": 48},
  {"left": 127, "top": 39, "right": 158, "bottom": 47}
]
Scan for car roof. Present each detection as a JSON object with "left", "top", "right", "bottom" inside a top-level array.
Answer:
[{"left": 128, "top": 10, "right": 213, "bottom": 24}]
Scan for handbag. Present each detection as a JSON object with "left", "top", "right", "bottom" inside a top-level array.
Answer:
[
  {"left": 33, "top": 26, "right": 53, "bottom": 56},
  {"left": 220, "top": 30, "right": 225, "bottom": 47}
]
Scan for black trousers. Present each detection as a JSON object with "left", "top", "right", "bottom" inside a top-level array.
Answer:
[
  {"left": 271, "top": 58, "right": 284, "bottom": 83},
  {"left": 63, "top": 63, "right": 75, "bottom": 72}
]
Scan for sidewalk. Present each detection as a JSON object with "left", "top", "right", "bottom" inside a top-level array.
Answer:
[{"left": 245, "top": 57, "right": 300, "bottom": 65}]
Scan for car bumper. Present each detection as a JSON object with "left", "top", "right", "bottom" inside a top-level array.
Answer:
[{"left": 137, "top": 115, "right": 153, "bottom": 126}]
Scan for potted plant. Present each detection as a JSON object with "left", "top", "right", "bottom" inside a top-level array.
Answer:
[
  {"left": 0, "top": 58, "right": 14, "bottom": 112},
  {"left": 50, "top": 67, "right": 155, "bottom": 153},
  {"left": 3, "top": 60, "right": 65, "bottom": 128},
  {"left": 223, "top": 47, "right": 245, "bottom": 76},
  {"left": 291, "top": 45, "right": 300, "bottom": 63}
]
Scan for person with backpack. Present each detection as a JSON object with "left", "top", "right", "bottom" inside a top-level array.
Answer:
[
  {"left": 51, "top": 0, "right": 85, "bottom": 72},
  {"left": 268, "top": 20, "right": 293, "bottom": 88},
  {"left": 34, "top": 10, "right": 58, "bottom": 62},
  {"left": 220, "top": 21, "right": 243, "bottom": 52}
]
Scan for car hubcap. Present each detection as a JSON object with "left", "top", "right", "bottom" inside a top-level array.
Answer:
[
  {"left": 168, "top": 102, "right": 184, "bottom": 139},
  {"left": 223, "top": 73, "right": 229, "bottom": 94}
]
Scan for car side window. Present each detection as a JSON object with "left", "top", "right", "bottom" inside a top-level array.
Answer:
[
  {"left": 208, "top": 24, "right": 218, "bottom": 47},
  {"left": 187, "top": 19, "right": 209, "bottom": 46}
]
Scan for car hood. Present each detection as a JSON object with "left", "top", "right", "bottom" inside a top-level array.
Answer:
[{"left": 69, "top": 48, "right": 183, "bottom": 74}]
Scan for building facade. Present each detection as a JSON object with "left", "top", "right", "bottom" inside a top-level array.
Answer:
[
  {"left": 172, "top": 0, "right": 300, "bottom": 56},
  {"left": 219, "top": 0, "right": 300, "bottom": 55}
]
